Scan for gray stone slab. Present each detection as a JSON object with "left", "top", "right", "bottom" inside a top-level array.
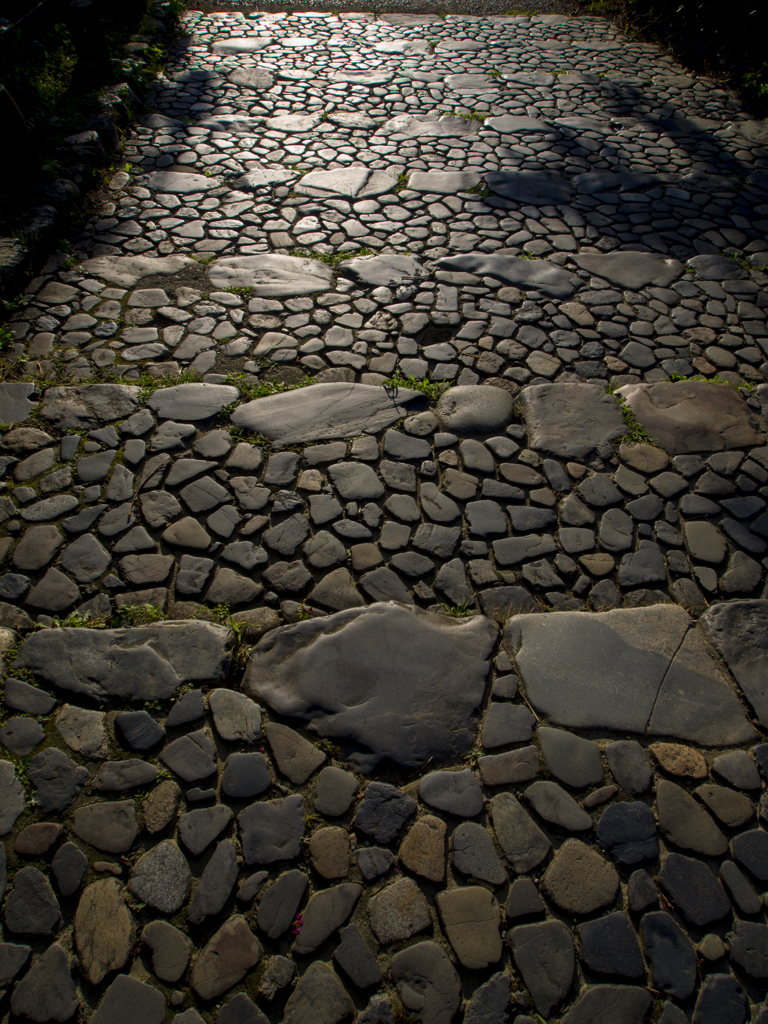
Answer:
[
  {"left": 295, "top": 166, "right": 400, "bottom": 198},
  {"left": 0, "top": 383, "right": 36, "bottom": 425},
  {"left": 505, "top": 604, "right": 754, "bottom": 741},
  {"left": 146, "top": 170, "right": 220, "bottom": 192},
  {"left": 148, "top": 383, "right": 239, "bottom": 421},
  {"left": 436, "top": 254, "right": 579, "bottom": 298},
  {"left": 573, "top": 252, "right": 684, "bottom": 289},
  {"left": 560, "top": 986, "right": 652, "bottom": 1024},
  {"left": 40, "top": 384, "right": 139, "bottom": 430},
  {"left": 508, "top": 920, "right": 574, "bottom": 1017},
  {"left": 486, "top": 114, "right": 551, "bottom": 132},
  {"left": 518, "top": 383, "right": 625, "bottom": 460},
  {"left": 378, "top": 113, "right": 481, "bottom": 138},
  {"left": 408, "top": 171, "right": 481, "bottom": 194},
  {"left": 234, "top": 165, "right": 298, "bottom": 189},
  {"left": 245, "top": 603, "right": 496, "bottom": 769},
  {"left": 391, "top": 942, "right": 461, "bottom": 1024},
  {"left": 698, "top": 600, "right": 768, "bottom": 727},
  {"left": 231, "top": 383, "right": 420, "bottom": 446},
  {"left": 79, "top": 254, "right": 194, "bottom": 287},
  {"left": 207, "top": 255, "right": 334, "bottom": 297},
  {"left": 616, "top": 381, "right": 761, "bottom": 454},
  {"left": 487, "top": 170, "right": 573, "bottom": 205},
  {"left": 16, "top": 621, "right": 231, "bottom": 701},
  {"left": 340, "top": 255, "right": 428, "bottom": 287}
]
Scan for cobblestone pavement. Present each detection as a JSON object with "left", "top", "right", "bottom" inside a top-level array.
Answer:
[{"left": 1, "top": 9, "right": 768, "bottom": 1024}]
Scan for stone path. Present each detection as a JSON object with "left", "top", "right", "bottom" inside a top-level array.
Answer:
[{"left": 0, "top": 7, "right": 768, "bottom": 1024}]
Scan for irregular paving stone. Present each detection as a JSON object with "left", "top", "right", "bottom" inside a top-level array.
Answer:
[
  {"left": 178, "top": 805, "right": 233, "bottom": 856},
  {"left": 399, "top": 816, "right": 447, "bottom": 883},
  {"left": 143, "top": 779, "right": 182, "bottom": 834},
  {"left": 597, "top": 802, "right": 658, "bottom": 863},
  {"left": 541, "top": 839, "right": 619, "bottom": 915},
  {"left": 436, "top": 886, "right": 501, "bottom": 969},
  {"left": 490, "top": 792, "right": 551, "bottom": 873},
  {"left": 239, "top": 794, "right": 305, "bottom": 865},
  {"left": 641, "top": 911, "right": 697, "bottom": 998},
  {"left": 222, "top": 751, "right": 271, "bottom": 799},
  {"left": 51, "top": 842, "right": 88, "bottom": 896},
  {"left": 713, "top": 749, "right": 761, "bottom": 789},
  {"left": 525, "top": 781, "right": 592, "bottom": 831},
  {"left": 656, "top": 780, "right": 727, "bottom": 856},
  {"left": 232, "top": 382, "right": 419, "bottom": 445},
  {"left": 283, "top": 961, "right": 353, "bottom": 1024},
  {"left": 191, "top": 916, "right": 262, "bottom": 1000},
  {"left": 698, "top": 600, "right": 768, "bottom": 726},
  {"left": 4, "top": 866, "right": 61, "bottom": 934},
  {"left": 574, "top": 251, "right": 683, "bottom": 289},
  {"left": 309, "top": 826, "right": 350, "bottom": 879},
  {"left": 508, "top": 920, "right": 574, "bottom": 1017},
  {"left": 357, "top": 847, "right": 394, "bottom": 882},
  {"left": 368, "top": 877, "right": 431, "bottom": 945},
  {"left": 617, "top": 381, "right": 760, "bottom": 454},
  {"left": 333, "top": 924, "right": 381, "bottom": 988},
  {"left": 730, "top": 828, "right": 768, "bottom": 881},
  {"left": 266, "top": 721, "right": 325, "bottom": 784},
  {"left": 537, "top": 726, "right": 603, "bottom": 787},
  {"left": 142, "top": 919, "right": 192, "bottom": 983},
  {"left": 435, "top": 385, "right": 513, "bottom": 435},
  {"left": 94, "top": 759, "right": 157, "bottom": 791},
  {"left": 28, "top": 748, "right": 88, "bottom": 813},
  {"left": 391, "top": 941, "right": 461, "bottom": 1024},
  {"left": 0, "top": 758, "right": 26, "bottom": 835},
  {"left": 16, "top": 621, "right": 231, "bottom": 701},
  {"left": 40, "top": 384, "right": 139, "bottom": 430},
  {"left": 418, "top": 769, "right": 483, "bottom": 817},
  {"left": 246, "top": 604, "right": 497, "bottom": 769},
  {"left": 161, "top": 728, "right": 217, "bottom": 781},
  {"left": 257, "top": 870, "right": 308, "bottom": 939},
  {"left": 354, "top": 782, "right": 417, "bottom": 843},
  {"left": 55, "top": 703, "right": 107, "bottom": 758},
  {"left": 650, "top": 741, "right": 708, "bottom": 780},
  {"left": 463, "top": 973, "right": 510, "bottom": 1024},
  {"left": 90, "top": 973, "right": 166, "bottom": 1024},
  {"left": 696, "top": 784, "right": 754, "bottom": 828},
  {"left": 188, "top": 839, "right": 238, "bottom": 925},
  {"left": 692, "top": 974, "right": 749, "bottom": 1024},
  {"left": 450, "top": 822, "right": 506, "bottom": 886},
  {"left": 314, "top": 765, "right": 358, "bottom": 816},
  {"left": 560, "top": 986, "right": 652, "bottom": 1024},
  {"left": 148, "top": 383, "right": 239, "bottom": 420},
  {"left": 4, "top": 676, "right": 56, "bottom": 715},
  {"left": 605, "top": 740, "right": 653, "bottom": 793},
  {"left": 505, "top": 605, "right": 754, "bottom": 743},
  {"left": 658, "top": 852, "right": 730, "bottom": 925},
  {"left": 75, "top": 878, "right": 135, "bottom": 984},
  {"left": 209, "top": 688, "right": 261, "bottom": 744},
  {"left": 9, "top": 942, "right": 78, "bottom": 1023},
  {"left": 129, "top": 840, "right": 191, "bottom": 914},
  {"left": 577, "top": 912, "right": 644, "bottom": 977},
  {"left": 518, "top": 384, "right": 625, "bottom": 460},
  {"left": 728, "top": 920, "right": 768, "bottom": 979},
  {"left": 72, "top": 800, "right": 138, "bottom": 853},
  {"left": 293, "top": 883, "right": 362, "bottom": 954},
  {"left": 628, "top": 869, "right": 658, "bottom": 912},
  {"left": 0, "top": 716, "right": 44, "bottom": 756}
]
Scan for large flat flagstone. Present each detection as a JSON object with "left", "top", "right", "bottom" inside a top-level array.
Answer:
[
  {"left": 504, "top": 606, "right": 755, "bottom": 744},
  {"left": 408, "top": 171, "right": 481, "bottom": 194},
  {"left": 212, "top": 36, "right": 273, "bottom": 52},
  {"left": 146, "top": 171, "right": 220, "bottom": 193},
  {"left": 572, "top": 252, "right": 684, "bottom": 290},
  {"left": 207, "top": 255, "right": 334, "bottom": 297},
  {"left": 444, "top": 74, "right": 500, "bottom": 93},
  {"left": 339, "top": 255, "right": 428, "bottom": 287},
  {"left": 517, "top": 383, "right": 626, "bottom": 459},
  {"left": 295, "top": 166, "right": 400, "bottom": 198},
  {"left": 15, "top": 622, "right": 231, "bottom": 702},
  {"left": 0, "top": 383, "right": 37, "bottom": 425},
  {"left": 40, "top": 385, "right": 140, "bottom": 430},
  {"left": 230, "top": 383, "right": 421, "bottom": 445},
  {"left": 616, "top": 382, "right": 761, "bottom": 454},
  {"left": 147, "top": 383, "right": 239, "bottom": 421},
  {"left": 377, "top": 114, "right": 481, "bottom": 138},
  {"left": 78, "top": 255, "right": 194, "bottom": 287},
  {"left": 487, "top": 170, "right": 572, "bottom": 205},
  {"left": 244, "top": 603, "right": 498, "bottom": 770},
  {"left": 233, "top": 165, "right": 298, "bottom": 189},
  {"left": 698, "top": 601, "right": 768, "bottom": 727},
  {"left": 435, "top": 254, "right": 578, "bottom": 299},
  {"left": 485, "top": 115, "right": 551, "bottom": 133},
  {"left": 228, "top": 67, "right": 274, "bottom": 90}
]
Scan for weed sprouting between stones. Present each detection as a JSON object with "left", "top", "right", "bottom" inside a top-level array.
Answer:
[
  {"left": 288, "top": 247, "right": 375, "bottom": 266},
  {"left": 382, "top": 373, "right": 452, "bottom": 401}
]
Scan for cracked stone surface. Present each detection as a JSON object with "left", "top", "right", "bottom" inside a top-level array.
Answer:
[{"left": 0, "top": 6, "right": 767, "bottom": 1024}]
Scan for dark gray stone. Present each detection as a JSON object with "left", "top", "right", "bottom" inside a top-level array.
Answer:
[
  {"left": 391, "top": 941, "right": 461, "bottom": 1024},
  {"left": 435, "top": 385, "right": 513, "bottom": 435},
  {"left": 573, "top": 252, "right": 683, "bottom": 290},
  {"left": 698, "top": 600, "right": 768, "bottom": 726},
  {"left": 577, "top": 913, "right": 644, "bottom": 977},
  {"left": 730, "top": 828, "right": 768, "bottom": 881},
  {"left": 3, "top": 677, "right": 56, "bottom": 715},
  {"left": 508, "top": 920, "right": 574, "bottom": 1017},
  {"left": 178, "top": 805, "right": 233, "bottom": 856},
  {"left": 517, "top": 384, "right": 625, "bottom": 460},
  {"left": 692, "top": 974, "right": 748, "bottom": 1024},
  {"left": 282, "top": 961, "right": 352, "bottom": 1024},
  {"left": 356, "top": 847, "right": 394, "bottom": 880},
  {"left": 525, "top": 781, "right": 592, "bottom": 831},
  {"left": 161, "top": 728, "right": 217, "bottom": 781},
  {"left": 142, "top": 920, "right": 193, "bottom": 984},
  {"left": 541, "top": 839, "right": 619, "bottom": 915},
  {"left": 90, "top": 973, "right": 166, "bottom": 1024},
  {"left": 4, "top": 866, "right": 61, "bottom": 935},
  {"left": 257, "top": 870, "right": 308, "bottom": 939},
  {"left": 463, "top": 973, "right": 510, "bottom": 1024},
  {"left": 94, "top": 759, "right": 157, "bottom": 791},
  {"left": 450, "top": 822, "right": 506, "bottom": 886},
  {"left": 482, "top": 703, "right": 535, "bottom": 748},
  {"left": 190, "top": 916, "right": 263, "bottom": 1001},
  {"left": 720, "top": 860, "right": 762, "bottom": 915},
  {"left": 656, "top": 780, "right": 727, "bottom": 856},
  {"left": 537, "top": 726, "right": 603, "bottom": 787},
  {"left": 219, "top": 992, "right": 270, "bottom": 1024},
  {"left": 354, "top": 782, "right": 416, "bottom": 843},
  {"left": 728, "top": 920, "right": 768, "bottom": 979},
  {"left": 245, "top": 604, "right": 496, "bottom": 770},
  {"left": 115, "top": 710, "right": 164, "bottom": 750},
  {"left": 166, "top": 688, "right": 205, "bottom": 727},
  {"left": 16, "top": 621, "right": 231, "bottom": 701},
  {"left": 51, "top": 841, "right": 88, "bottom": 897},
  {"left": 605, "top": 740, "right": 652, "bottom": 794},
  {"left": 239, "top": 794, "right": 305, "bottom": 864},
  {"left": 187, "top": 839, "right": 238, "bottom": 924},
  {"left": 0, "top": 941, "right": 30, "bottom": 988},
  {"left": 9, "top": 941, "right": 78, "bottom": 1023},
  {"left": 222, "top": 752, "right": 271, "bottom": 799},
  {"left": 292, "top": 883, "right": 362, "bottom": 954},
  {"left": 506, "top": 878, "right": 546, "bottom": 920},
  {"left": 129, "top": 840, "right": 191, "bottom": 914},
  {"left": 419, "top": 769, "right": 483, "bottom": 817},
  {"left": 560, "top": 986, "right": 652, "bottom": 1024},
  {"left": 314, "top": 766, "right": 358, "bottom": 816},
  {"left": 0, "top": 716, "right": 44, "bottom": 756},
  {"left": 490, "top": 793, "right": 551, "bottom": 873},
  {"left": 597, "top": 802, "right": 658, "bottom": 864},
  {"left": 641, "top": 911, "right": 697, "bottom": 999},
  {"left": 627, "top": 869, "right": 657, "bottom": 912}
]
